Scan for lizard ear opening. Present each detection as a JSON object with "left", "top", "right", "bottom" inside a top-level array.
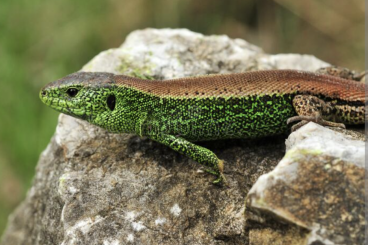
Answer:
[{"left": 107, "top": 94, "right": 116, "bottom": 111}]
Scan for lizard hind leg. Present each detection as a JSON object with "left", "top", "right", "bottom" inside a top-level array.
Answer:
[{"left": 287, "top": 95, "right": 345, "bottom": 131}]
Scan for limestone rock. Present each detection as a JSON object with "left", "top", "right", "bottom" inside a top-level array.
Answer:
[
  {"left": 1, "top": 28, "right": 348, "bottom": 245},
  {"left": 246, "top": 123, "right": 365, "bottom": 245}
]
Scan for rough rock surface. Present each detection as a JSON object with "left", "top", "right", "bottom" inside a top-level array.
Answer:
[
  {"left": 1, "top": 29, "right": 361, "bottom": 245},
  {"left": 246, "top": 123, "right": 365, "bottom": 245}
]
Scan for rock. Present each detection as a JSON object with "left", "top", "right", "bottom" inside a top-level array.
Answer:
[
  {"left": 248, "top": 227, "right": 308, "bottom": 245},
  {"left": 1, "top": 28, "right": 355, "bottom": 245},
  {"left": 246, "top": 123, "right": 365, "bottom": 245}
]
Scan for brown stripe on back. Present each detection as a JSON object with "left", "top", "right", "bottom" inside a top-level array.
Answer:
[{"left": 113, "top": 70, "right": 366, "bottom": 102}]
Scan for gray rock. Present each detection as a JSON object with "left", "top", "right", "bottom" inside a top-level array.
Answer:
[
  {"left": 1, "top": 28, "right": 352, "bottom": 245},
  {"left": 246, "top": 123, "right": 365, "bottom": 245}
]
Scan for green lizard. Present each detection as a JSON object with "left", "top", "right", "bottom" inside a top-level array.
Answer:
[{"left": 40, "top": 68, "right": 366, "bottom": 184}]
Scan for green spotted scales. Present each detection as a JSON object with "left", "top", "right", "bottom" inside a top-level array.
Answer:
[{"left": 40, "top": 69, "right": 366, "bottom": 183}]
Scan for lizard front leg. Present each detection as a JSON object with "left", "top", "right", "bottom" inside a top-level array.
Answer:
[
  {"left": 287, "top": 95, "right": 345, "bottom": 131},
  {"left": 148, "top": 133, "right": 226, "bottom": 184}
]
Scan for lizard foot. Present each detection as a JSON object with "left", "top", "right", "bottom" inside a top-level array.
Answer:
[
  {"left": 287, "top": 115, "right": 346, "bottom": 132},
  {"left": 212, "top": 172, "right": 228, "bottom": 186},
  {"left": 206, "top": 159, "right": 228, "bottom": 186}
]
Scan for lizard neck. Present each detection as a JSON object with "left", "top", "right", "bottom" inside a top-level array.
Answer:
[{"left": 91, "top": 87, "right": 151, "bottom": 134}]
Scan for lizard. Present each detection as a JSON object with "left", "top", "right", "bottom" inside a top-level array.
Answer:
[{"left": 39, "top": 68, "right": 366, "bottom": 184}]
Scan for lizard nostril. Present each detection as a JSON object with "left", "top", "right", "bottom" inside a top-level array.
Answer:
[{"left": 41, "top": 90, "right": 47, "bottom": 96}]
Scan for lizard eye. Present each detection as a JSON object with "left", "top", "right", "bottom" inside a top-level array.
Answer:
[
  {"left": 66, "top": 88, "right": 79, "bottom": 97},
  {"left": 107, "top": 94, "right": 116, "bottom": 111}
]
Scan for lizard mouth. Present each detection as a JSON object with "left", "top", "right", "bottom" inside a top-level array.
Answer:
[{"left": 39, "top": 89, "right": 87, "bottom": 119}]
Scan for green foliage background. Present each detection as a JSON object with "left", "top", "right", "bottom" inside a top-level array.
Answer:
[{"left": 0, "top": 0, "right": 364, "bottom": 237}]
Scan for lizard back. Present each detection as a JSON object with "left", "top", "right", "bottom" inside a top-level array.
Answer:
[{"left": 114, "top": 70, "right": 365, "bottom": 103}]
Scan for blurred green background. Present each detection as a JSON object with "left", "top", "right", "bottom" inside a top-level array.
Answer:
[{"left": 0, "top": 0, "right": 364, "bottom": 237}]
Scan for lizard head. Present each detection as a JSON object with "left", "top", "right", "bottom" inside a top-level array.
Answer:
[{"left": 40, "top": 72, "right": 121, "bottom": 131}]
